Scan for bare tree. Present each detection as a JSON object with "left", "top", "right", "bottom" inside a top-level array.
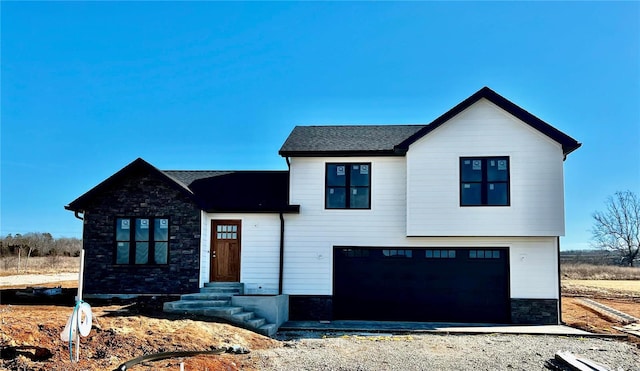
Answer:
[{"left": 591, "top": 190, "right": 640, "bottom": 266}]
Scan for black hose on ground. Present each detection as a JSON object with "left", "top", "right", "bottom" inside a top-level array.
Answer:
[{"left": 113, "top": 349, "right": 226, "bottom": 371}]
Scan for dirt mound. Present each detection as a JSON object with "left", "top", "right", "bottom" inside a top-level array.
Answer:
[{"left": 1, "top": 302, "right": 279, "bottom": 370}]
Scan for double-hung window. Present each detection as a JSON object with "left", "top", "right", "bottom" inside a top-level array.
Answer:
[
  {"left": 325, "top": 163, "right": 371, "bottom": 209},
  {"left": 115, "top": 217, "right": 169, "bottom": 265},
  {"left": 460, "top": 157, "right": 510, "bottom": 206}
]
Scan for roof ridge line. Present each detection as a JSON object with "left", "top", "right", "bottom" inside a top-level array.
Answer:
[
  {"left": 300, "top": 124, "right": 428, "bottom": 127},
  {"left": 163, "top": 169, "right": 289, "bottom": 173}
]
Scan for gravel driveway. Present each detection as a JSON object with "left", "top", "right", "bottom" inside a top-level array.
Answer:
[{"left": 250, "top": 332, "right": 639, "bottom": 370}]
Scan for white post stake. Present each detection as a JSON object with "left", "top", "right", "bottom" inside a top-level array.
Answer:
[{"left": 75, "top": 249, "right": 86, "bottom": 362}]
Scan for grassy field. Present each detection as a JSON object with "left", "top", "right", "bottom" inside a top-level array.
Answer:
[
  {"left": 0, "top": 256, "right": 80, "bottom": 276},
  {"left": 560, "top": 263, "right": 640, "bottom": 280},
  {"left": 563, "top": 279, "right": 640, "bottom": 293}
]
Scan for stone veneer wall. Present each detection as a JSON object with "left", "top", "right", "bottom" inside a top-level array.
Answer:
[
  {"left": 288, "top": 296, "right": 333, "bottom": 321},
  {"left": 510, "top": 299, "right": 559, "bottom": 324},
  {"left": 81, "top": 171, "right": 201, "bottom": 295},
  {"left": 290, "top": 296, "right": 559, "bottom": 324}
]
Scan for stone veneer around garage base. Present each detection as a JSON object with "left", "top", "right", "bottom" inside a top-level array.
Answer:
[
  {"left": 288, "top": 296, "right": 333, "bottom": 321},
  {"left": 290, "top": 296, "right": 559, "bottom": 325},
  {"left": 510, "top": 298, "right": 559, "bottom": 325}
]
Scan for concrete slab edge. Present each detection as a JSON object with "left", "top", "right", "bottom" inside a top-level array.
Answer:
[{"left": 277, "top": 326, "right": 626, "bottom": 338}]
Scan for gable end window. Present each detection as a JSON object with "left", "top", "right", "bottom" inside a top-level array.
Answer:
[
  {"left": 460, "top": 157, "right": 510, "bottom": 206},
  {"left": 325, "top": 163, "right": 371, "bottom": 209},
  {"left": 115, "top": 217, "right": 169, "bottom": 265}
]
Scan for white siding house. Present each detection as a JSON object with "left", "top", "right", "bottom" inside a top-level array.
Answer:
[
  {"left": 278, "top": 87, "right": 580, "bottom": 323},
  {"left": 68, "top": 87, "right": 580, "bottom": 326}
]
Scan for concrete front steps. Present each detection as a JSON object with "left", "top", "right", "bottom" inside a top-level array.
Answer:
[{"left": 163, "top": 282, "right": 278, "bottom": 337}]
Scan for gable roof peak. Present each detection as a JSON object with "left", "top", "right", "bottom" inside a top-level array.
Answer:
[
  {"left": 64, "top": 157, "right": 196, "bottom": 212},
  {"left": 396, "top": 86, "right": 581, "bottom": 156}
]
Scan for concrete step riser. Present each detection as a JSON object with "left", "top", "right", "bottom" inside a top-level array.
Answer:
[
  {"left": 200, "top": 288, "right": 242, "bottom": 294},
  {"left": 216, "top": 313, "right": 274, "bottom": 336},
  {"left": 258, "top": 323, "right": 278, "bottom": 337},
  {"left": 204, "top": 282, "right": 244, "bottom": 287},
  {"left": 164, "top": 300, "right": 230, "bottom": 310},
  {"left": 181, "top": 294, "right": 232, "bottom": 301},
  {"left": 247, "top": 318, "right": 266, "bottom": 328},
  {"left": 164, "top": 307, "right": 211, "bottom": 316},
  {"left": 202, "top": 307, "right": 244, "bottom": 316},
  {"left": 203, "top": 282, "right": 245, "bottom": 295},
  {"left": 232, "top": 312, "right": 255, "bottom": 322}
]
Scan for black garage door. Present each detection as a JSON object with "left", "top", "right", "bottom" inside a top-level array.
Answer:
[{"left": 333, "top": 247, "right": 510, "bottom": 323}]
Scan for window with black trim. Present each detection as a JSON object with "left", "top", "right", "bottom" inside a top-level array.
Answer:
[
  {"left": 326, "top": 163, "right": 371, "bottom": 209},
  {"left": 460, "top": 157, "right": 510, "bottom": 206},
  {"left": 115, "top": 217, "right": 169, "bottom": 265}
]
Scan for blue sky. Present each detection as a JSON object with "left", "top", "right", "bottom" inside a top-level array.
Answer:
[{"left": 1, "top": 2, "right": 638, "bottom": 250}]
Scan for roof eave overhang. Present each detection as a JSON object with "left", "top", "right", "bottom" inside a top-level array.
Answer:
[
  {"left": 204, "top": 205, "right": 300, "bottom": 214},
  {"left": 64, "top": 204, "right": 78, "bottom": 212},
  {"left": 562, "top": 142, "right": 582, "bottom": 159}
]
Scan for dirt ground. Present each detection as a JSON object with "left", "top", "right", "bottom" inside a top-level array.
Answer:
[
  {"left": 561, "top": 279, "right": 640, "bottom": 339},
  {"left": 0, "top": 289, "right": 278, "bottom": 371},
  {"left": 1, "top": 279, "right": 638, "bottom": 371}
]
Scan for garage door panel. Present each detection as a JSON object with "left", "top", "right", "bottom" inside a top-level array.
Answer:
[{"left": 333, "top": 247, "right": 509, "bottom": 323}]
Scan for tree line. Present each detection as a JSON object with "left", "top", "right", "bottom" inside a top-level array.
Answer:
[
  {"left": 0, "top": 232, "right": 82, "bottom": 258},
  {"left": 560, "top": 249, "right": 628, "bottom": 266}
]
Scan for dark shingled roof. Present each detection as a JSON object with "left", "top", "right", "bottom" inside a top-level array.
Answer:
[
  {"left": 66, "top": 158, "right": 299, "bottom": 213},
  {"left": 279, "top": 125, "right": 426, "bottom": 156},
  {"left": 163, "top": 170, "right": 234, "bottom": 188},
  {"left": 279, "top": 87, "right": 581, "bottom": 157},
  {"left": 164, "top": 170, "right": 297, "bottom": 213}
]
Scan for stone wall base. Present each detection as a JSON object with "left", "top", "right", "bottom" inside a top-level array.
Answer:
[
  {"left": 288, "top": 296, "right": 559, "bottom": 324},
  {"left": 511, "top": 298, "right": 559, "bottom": 324},
  {"left": 288, "top": 295, "right": 333, "bottom": 321}
]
